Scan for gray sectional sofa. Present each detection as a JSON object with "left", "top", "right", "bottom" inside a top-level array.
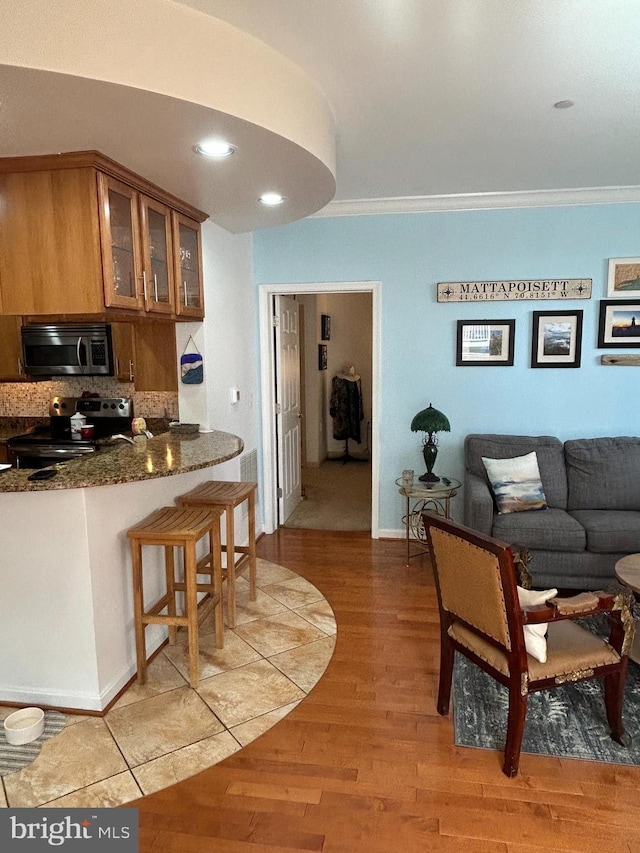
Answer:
[{"left": 464, "top": 434, "right": 640, "bottom": 589}]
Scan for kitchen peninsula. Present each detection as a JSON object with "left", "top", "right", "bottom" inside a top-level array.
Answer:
[{"left": 0, "top": 430, "right": 244, "bottom": 712}]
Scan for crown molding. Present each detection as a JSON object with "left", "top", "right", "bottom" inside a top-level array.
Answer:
[{"left": 313, "top": 185, "right": 640, "bottom": 218}]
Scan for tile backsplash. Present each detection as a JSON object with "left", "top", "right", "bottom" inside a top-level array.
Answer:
[{"left": 0, "top": 379, "right": 179, "bottom": 419}]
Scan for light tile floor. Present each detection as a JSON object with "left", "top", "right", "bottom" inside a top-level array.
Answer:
[{"left": 0, "top": 558, "right": 336, "bottom": 809}]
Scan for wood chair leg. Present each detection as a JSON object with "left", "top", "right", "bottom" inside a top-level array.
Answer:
[
  {"left": 164, "top": 544, "right": 177, "bottom": 645},
  {"left": 210, "top": 522, "right": 224, "bottom": 649},
  {"left": 185, "top": 540, "right": 200, "bottom": 688},
  {"left": 503, "top": 684, "right": 528, "bottom": 777},
  {"left": 130, "top": 540, "right": 147, "bottom": 684},
  {"left": 604, "top": 664, "right": 631, "bottom": 746},
  {"left": 248, "top": 490, "right": 257, "bottom": 601},
  {"left": 225, "top": 505, "right": 237, "bottom": 628},
  {"left": 437, "top": 630, "right": 454, "bottom": 716}
]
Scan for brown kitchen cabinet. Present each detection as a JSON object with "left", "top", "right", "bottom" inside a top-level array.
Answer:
[
  {"left": 0, "top": 316, "right": 28, "bottom": 381},
  {"left": 111, "top": 321, "right": 177, "bottom": 391},
  {"left": 99, "top": 176, "right": 176, "bottom": 315},
  {"left": 173, "top": 213, "right": 204, "bottom": 318},
  {"left": 111, "top": 322, "right": 135, "bottom": 383},
  {"left": 140, "top": 197, "right": 175, "bottom": 315},
  {"left": 99, "top": 177, "right": 143, "bottom": 312},
  {"left": 0, "top": 151, "right": 206, "bottom": 319},
  {"left": 133, "top": 322, "right": 178, "bottom": 392}
]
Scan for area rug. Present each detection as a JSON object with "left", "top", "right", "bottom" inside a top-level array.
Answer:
[
  {"left": 453, "top": 656, "right": 640, "bottom": 766},
  {"left": 0, "top": 711, "right": 66, "bottom": 776}
]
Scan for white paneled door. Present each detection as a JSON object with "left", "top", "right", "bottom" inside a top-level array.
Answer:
[{"left": 274, "top": 295, "right": 302, "bottom": 524}]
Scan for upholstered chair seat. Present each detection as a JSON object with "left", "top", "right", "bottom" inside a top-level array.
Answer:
[{"left": 449, "top": 619, "right": 621, "bottom": 681}]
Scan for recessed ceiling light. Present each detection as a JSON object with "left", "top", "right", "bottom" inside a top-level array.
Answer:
[
  {"left": 553, "top": 100, "right": 575, "bottom": 109},
  {"left": 195, "top": 140, "right": 236, "bottom": 157},
  {"left": 259, "top": 192, "right": 285, "bottom": 206}
]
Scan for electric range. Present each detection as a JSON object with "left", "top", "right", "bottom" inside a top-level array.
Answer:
[{"left": 7, "top": 396, "right": 133, "bottom": 469}]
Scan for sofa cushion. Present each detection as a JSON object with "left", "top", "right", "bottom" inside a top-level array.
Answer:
[
  {"left": 465, "top": 434, "right": 567, "bottom": 509},
  {"left": 569, "top": 509, "right": 640, "bottom": 553},
  {"left": 566, "top": 438, "right": 640, "bottom": 510},
  {"left": 493, "top": 508, "right": 586, "bottom": 552},
  {"left": 482, "top": 451, "right": 548, "bottom": 514}
]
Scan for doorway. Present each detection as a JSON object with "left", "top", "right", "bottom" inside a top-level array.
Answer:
[{"left": 259, "top": 281, "right": 381, "bottom": 537}]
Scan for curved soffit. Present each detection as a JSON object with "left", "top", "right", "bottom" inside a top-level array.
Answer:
[{"left": 0, "top": 0, "right": 336, "bottom": 232}]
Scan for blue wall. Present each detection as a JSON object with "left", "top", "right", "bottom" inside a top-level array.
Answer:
[{"left": 254, "top": 204, "right": 640, "bottom": 532}]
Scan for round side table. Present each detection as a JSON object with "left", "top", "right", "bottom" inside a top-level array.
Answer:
[
  {"left": 614, "top": 553, "right": 640, "bottom": 665},
  {"left": 396, "top": 476, "right": 461, "bottom": 566}
]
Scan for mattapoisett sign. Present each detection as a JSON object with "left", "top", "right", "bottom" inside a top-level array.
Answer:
[
  {"left": 437, "top": 279, "right": 592, "bottom": 302},
  {"left": 0, "top": 810, "right": 138, "bottom": 850}
]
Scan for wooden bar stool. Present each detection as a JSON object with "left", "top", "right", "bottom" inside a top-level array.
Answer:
[
  {"left": 177, "top": 481, "right": 257, "bottom": 628},
  {"left": 127, "top": 505, "right": 224, "bottom": 688}
]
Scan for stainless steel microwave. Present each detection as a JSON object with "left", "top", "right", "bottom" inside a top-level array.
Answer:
[{"left": 21, "top": 324, "right": 114, "bottom": 376}]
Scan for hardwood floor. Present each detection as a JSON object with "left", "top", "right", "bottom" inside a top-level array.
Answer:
[{"left": 132, "top": 529, "right": 640, "bottom": 852}]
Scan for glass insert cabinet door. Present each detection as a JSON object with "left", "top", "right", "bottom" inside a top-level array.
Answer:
[
  {"left": 99, "top": 175, "right": 144, "bottom": 310},
  {"left": 139, "top": 196, "right": 175, "bottom": 314},
  {"left": 173, "top": 212, "right": 204, "bottom": 317}
]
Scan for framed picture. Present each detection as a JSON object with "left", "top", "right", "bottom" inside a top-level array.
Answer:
[
  {"left": 607, "top": 258, "right": 640, "bottom": 297},
  {"left": 318, "top": 343, "right": 328, "bottom": 370},
  {"left": 456, "top": 320, "right": 515, "bottom": 366},
  {"left": 531, "top": 310, "right": 583, "bottom": 368},
  {"left": 321, "top": 314, "right": 331, "bottom": 340},
  {"left": 598, "top": 299, "right": 640, "bottom": 348}
]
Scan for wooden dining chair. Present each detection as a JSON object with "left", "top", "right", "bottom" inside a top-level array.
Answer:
[{"left": 422, "top": 511, "right": 635, "bottom": 777}]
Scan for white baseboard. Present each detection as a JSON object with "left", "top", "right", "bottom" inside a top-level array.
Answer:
[
  {"left": 0, "top": 628, "right": 168, "bottom": 713},
  {"left": 0, "top": 685, "right": 105, "bottom": 712},
  {"left": 378, "top": 528, "right": 405, "bottom": 540}
]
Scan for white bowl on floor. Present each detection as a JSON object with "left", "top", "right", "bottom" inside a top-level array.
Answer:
[{"left": 3, "top": 707, "right": 45, "bottom": 745}]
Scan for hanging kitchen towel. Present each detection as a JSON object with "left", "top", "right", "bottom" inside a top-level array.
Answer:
[{"left": 180, "top": 336, "right": 203, "bottom": 384}]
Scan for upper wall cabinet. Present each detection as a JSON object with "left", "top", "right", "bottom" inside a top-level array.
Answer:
[
  {"left": 173, "top": 212, "right": 204, "bottom": 317},
  {"left": 0, "top": 152, "right": 207, "bottom": 320},
  {"left": 99, "top": 176, "right": 176, "bottom": 315},
  {"left": 141, "top": 197, "right": 175, "bottom": 315},
  {"left": 99, "top": 177, "right": 143, "bottom": 312}
]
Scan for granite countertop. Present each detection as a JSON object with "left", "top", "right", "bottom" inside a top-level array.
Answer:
[{"left": 0, "top": 430, "right": 244, "bottom": 493}]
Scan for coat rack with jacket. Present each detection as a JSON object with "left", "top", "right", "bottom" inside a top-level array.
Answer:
[{"left": 329, "top": 366, "right": 365, "bottom": 463}]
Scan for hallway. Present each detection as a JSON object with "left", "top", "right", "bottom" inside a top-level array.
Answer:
[{"left": 283, "top": 460, "right": 371, "bottom": 531}]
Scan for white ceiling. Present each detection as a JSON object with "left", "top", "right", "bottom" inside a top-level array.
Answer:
[
  {"left": 176, "top": 0, "right": 640, "bottom": 201},
  {"left": 2, "top": 1, "right": 640, "bottom": 231}
]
